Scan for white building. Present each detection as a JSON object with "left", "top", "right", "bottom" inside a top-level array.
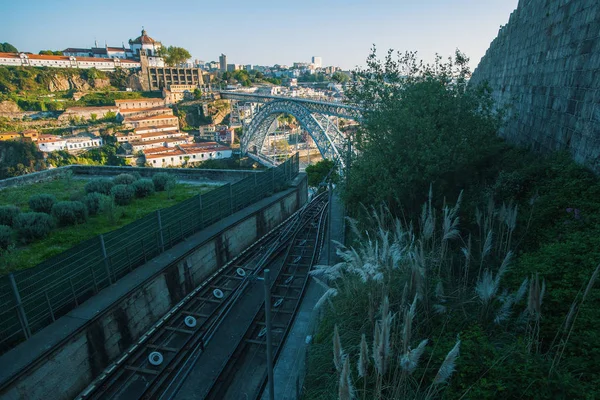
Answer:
[
  {"left": 144, "top": 142, "right": 232, "bottom": 167},
  {"left": 128, "top": 28, "right": 162, "bottom": 58},
  {"left": 0, "top": 52, "right": 140, "bottom": 71},
  {"left": 65, "top": 136, "right": 103, "bottom": 152},
  {"left": 37, "top": 135, "right": 67, "bottom": 152},
  {"left": 312, "top": 56, "right": 322, "bottom": 69}
]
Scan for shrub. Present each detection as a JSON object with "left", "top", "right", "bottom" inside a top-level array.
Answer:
[
  {"left": 152, "top": 172, "right": 175, "bottom": 192},
  {"left": 83, "top": 192, "right": 111, "bottom": 216},
  {"left": 111, "top": 184, "right": 135, "bottom": 205},
  {"left": 113, "top": 173, "right": 136, "bottom": 185},
  {"left": 132, "top": 179, "right": 155, "bottom": 198},
  {"left": 51, "top": 201, "right": 88, "bottom": 226},
  {"left": 0, "top": 225, "right": 12, "bottom": 249},
  {"left": 0, "top": 206, "right": 21, "bottom": 227},
  {"left": 28, "top": 194, "right": 57, "bottom": 214},
  {"left": 85, "top": 178, "right": 114, "bottom": 195},
  {"left": 131, "top": 171, "right": 142, "bottom": 180},
  {"left": 14, "top": 212, "right": 54, "bottom": 243}
]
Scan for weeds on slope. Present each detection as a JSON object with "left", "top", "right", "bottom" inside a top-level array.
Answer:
[{"left": 304, "top": 190, "right": 597, "bottom": 399}]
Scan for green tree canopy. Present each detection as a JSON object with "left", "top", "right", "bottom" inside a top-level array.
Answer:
[
  {"left": 164, "top": 46, "right": 192, "bottom": 66},
  {"left": 344, "top": 48, "right": 503, "bottom": 215},
  {"left": 305, "top": 159, "right": 338, "bottom": 187},
  {"left": 0, "top": 43, "right": 17, "bottom": 53},
  {"left": 331, "top": 71, "right": 349, "bottom": 83},
  {"left": 39, "top": 50, "right": 63, "bottom": 56}
]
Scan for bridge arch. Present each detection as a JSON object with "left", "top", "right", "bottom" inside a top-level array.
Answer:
[{"left": 241, "top": 99, "right": 347, "bottom": 167}]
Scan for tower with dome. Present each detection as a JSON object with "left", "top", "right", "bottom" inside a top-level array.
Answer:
[{"left": 128, "top": 28, "right": 162, "bottom": 58}]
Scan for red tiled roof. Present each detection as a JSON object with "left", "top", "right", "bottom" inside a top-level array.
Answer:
[
  {"left": 119, "top": 107, "right": 171, "bottom": 114},
  {"left": 115, "top": 98, "right": 165, "bottom": 104},
  {"left": 133, "top": 124, "right": 178, "bottom": 133},
  {"left": 145, "top": 149, "right": 187, "bottom": 159},
  {"left": 129, "top": 29, "right": 160, "bottom": 45},
  {"left": 124, "top": 114, "right": 177, "bottom": 123},
  {"left": 0, "top": 52, "right": 19, "bottom": 59}
]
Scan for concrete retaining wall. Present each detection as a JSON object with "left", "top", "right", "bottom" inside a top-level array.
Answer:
[
  {"left": 0, "top": 164, "right": 261, "bottom": 190},
  {"left": 470, "top": 0, "right": 600, "bottom": 172},
  {"left": 0, "top": 175, "right": 306, "bottom": 399}
]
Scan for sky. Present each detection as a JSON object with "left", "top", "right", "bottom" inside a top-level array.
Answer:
[{"left": 1, "top": 0, "right": 518, "bottom": 71}]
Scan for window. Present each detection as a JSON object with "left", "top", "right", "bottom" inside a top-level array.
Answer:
[{"left": 153, "top": 160, "right": 156, "bottom": 164}]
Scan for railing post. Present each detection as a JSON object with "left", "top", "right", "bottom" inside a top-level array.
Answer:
[
  {"left": 8, "top": 273, "right": 31, "bottom": 339},
  {"left": 99, "top": 234, "right": 113, "bottom": 284},
  {"left": 229, "top": 183, "right": 234, "bottom": 215},
  {"left": 156, "top": 210, "right": 165, "bottom": 252},
  {"left": 272, "top": 167, "right": 275, "bottom": 193},
  {"left": 198, "top": 194, "right": 204, "bottom": 230}
]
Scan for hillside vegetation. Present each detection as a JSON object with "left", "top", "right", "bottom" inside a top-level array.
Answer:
[
  {"left": 0, "top": 66, "right": 158, "bottom": 111},
  {"left": 303, "top": 49, "right": 600, "bottom": 399}
]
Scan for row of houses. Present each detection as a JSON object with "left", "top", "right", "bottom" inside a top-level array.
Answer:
[
  {"left": 0, "top": 52, "right": 141, "bottom": 71},
  {"left": 144, "top": 142, "right": 232, "bottom": 167},
  {"left": 37, "top": 134, "right": 103, "bottom": 152}
]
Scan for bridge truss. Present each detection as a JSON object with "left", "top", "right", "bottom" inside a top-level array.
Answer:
[{"left": 220, "top": 91, "right": 360, "bottom": 167}]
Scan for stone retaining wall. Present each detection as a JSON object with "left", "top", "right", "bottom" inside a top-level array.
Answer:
[{"left": 470, "top": 0, "right": 600, "bottom": 172}]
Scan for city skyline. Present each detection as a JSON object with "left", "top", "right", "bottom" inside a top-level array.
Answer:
[{"left": 1, "top": 0, "right": 518, "bottom": 71}]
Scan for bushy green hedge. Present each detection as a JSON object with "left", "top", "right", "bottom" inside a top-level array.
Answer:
[
  {"left": 83, "top": 192, "right": 111, "bottom": 216},
  {"left": 0, "top": 205, "right": 20, "bottom": 227},
  {"left": 28, "top": 194, "right": 57, "bottom": 214},
  {"left": 113, "top": 173, "right": 137, "bottom": 185},
  {"left": 84, "top": 178, "right": 114, "bottom": 195},
  {"left": 0, "top": 225, "right": 12, "bottom": 249},
  {"left": 152, "top": 173, "right": 174, "bottom": 192},
  {"left": 111, "top": 184, "right": 135, "bottom": 206},
  {"left": 51, "top": 201, "right": 88, "bottom": 226},
  {"left": 14, "top": 212, "right": 54, "bottom": 243},
  {"left": 132, "top": 179, "right": 155, "bottom": 198}
]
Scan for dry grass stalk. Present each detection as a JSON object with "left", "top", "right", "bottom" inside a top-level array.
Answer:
[
  {"left": 333, "top": 325, "right": 344, "bottom": 372},
  {"left": 433, "top": 339, "right": 461, "bottom": 385},
  {"left": 339, "top": 356, "right": 356, "bottom": 400}
]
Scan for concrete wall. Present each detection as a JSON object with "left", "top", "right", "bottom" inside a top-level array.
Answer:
[
  {"left": 0, "top": 164, "right": 261, "bottom": 190},
  {"left": 470, "top": 0, "right": 600, "bottom": 172},
  {"left": 0, "top": 176, "right": 306, "bottom": 400}
]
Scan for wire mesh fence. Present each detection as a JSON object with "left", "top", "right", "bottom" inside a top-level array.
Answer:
[{"left": 0, "top": 154, "right": 300, "bottom": 355}]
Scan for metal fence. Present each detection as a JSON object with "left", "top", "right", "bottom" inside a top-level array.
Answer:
[{"left": 0, "top": 154, "right": 300, "bottom": 355}]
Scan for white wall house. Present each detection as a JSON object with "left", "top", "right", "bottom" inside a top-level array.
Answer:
[
  {"left": 0, "top": 52, "right": 140, "bottom": 71},
  {"left": 65, "top": 137, "right": 103, "bottom": 152},
  {"left": 38, "top": 136, "right": 67, "bottom": 152}
]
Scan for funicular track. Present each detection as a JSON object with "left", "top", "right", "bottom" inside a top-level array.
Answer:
[
  {"left": 203, "top": 194, "right": 328, "bottom": 400},
  {"left": 77, "top": 192, "right": 328, "bottom": 400}
]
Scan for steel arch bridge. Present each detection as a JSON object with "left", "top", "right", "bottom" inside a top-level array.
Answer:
[{"left": 220, "top": 91, "right": 360, "bottom": 167}]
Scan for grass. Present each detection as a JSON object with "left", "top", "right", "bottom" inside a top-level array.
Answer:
[
  {"left": 0, "top": 177, "right": 215, "bottom": 272},
  {"left": 303, "top": 150, "right": 600, "bottom": 399}
]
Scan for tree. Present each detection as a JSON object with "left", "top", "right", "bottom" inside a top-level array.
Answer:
[
  {"left": 344, "top": 48, "right": 503, "bottom": 215},
  {"left": 331, "top": 71, "right": 349, "bottom": 84},
  {"left": 39, "top": 50, "right": 63, "bottom": 56},
  {"left": 0, "top": 43, "right": 17, "bottom": 53},
  {"left": 305, "top": 159, "right": 338, "bottom": 187},
  {"left": 164, "top": 46, "right": 192, "bottom": 66}
]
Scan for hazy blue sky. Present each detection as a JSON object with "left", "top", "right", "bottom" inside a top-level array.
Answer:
[{"left": 1, "top": 0, "right": 518, "bottom": 71}]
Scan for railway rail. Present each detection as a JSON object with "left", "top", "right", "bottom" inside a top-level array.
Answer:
[
  {"left": 203, "top": 195, "right": 327, "bottom": 400},
  {"left": 77, "top": 192, "right": 328, "bottom": 400}
]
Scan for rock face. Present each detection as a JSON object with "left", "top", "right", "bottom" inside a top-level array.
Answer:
[
  {"left": 126, "top": 72, "right": 145, "bottom": 92},
  {"left": 0, "top": 100, "right": 20, "bottom": 113},
  {"left": 91, "top": 78, "right": 111, "bottom": 89},
  {"left": 47, "top": 75, "right": 91, "bottom": 92},
  {"left": 470, "top": 0, "right": 600, "bottom": 173}
]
